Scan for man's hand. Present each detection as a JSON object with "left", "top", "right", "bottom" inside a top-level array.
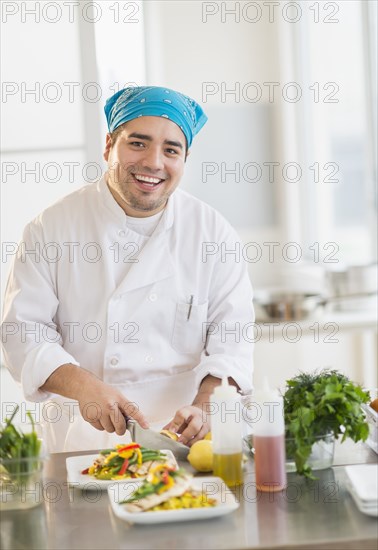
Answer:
[
  {"left": 76, "top": 377, "right": 149, "bottom": 435},
  {"left": 163, "top": 375, "right": 240, "bottom": 446},
  {"left": 40, "top": 363, "right": 149, "bottom": 435},
  {"left": 162, "top": 405, "right": 210, "bottom": 446}
]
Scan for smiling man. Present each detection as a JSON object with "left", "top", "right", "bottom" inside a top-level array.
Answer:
[
  {"left": 104, "top": 116, "right": 185, "bottom": 216},
  {"left": 2, "top": 86, "right": 254, "bottom": 452}
]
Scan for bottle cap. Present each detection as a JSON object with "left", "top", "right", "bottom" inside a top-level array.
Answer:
[
  {"left": 253, "top": 377, "right": 285, "bottom": 436},
  {"left": 213, "top": 376, "right": 238, "bottom": 400}
]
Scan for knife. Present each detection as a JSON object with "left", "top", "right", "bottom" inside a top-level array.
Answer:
[{"left": 126, "top": 419, "right": 190, "bottom": 461}]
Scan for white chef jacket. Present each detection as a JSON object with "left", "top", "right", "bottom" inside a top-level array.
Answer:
[{"left": 1, "top": 176, "right": 254, "bottom": 451}]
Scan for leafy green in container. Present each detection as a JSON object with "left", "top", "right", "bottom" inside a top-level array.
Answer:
[
  {"left": 283, "top": 369, "right": 370, "bottom": 479},
  {"left": 0, "top": 406, "right": 42, "bottom": 483}
]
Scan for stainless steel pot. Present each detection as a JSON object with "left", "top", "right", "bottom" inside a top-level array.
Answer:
[
  {"left": 253, "top": 288, "right": 377, "bottom": 322},
  {"left": 253, "top": 291, "right": 325, "bottom": 322}
]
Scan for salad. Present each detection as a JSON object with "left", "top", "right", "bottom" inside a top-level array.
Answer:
[
  {"left": 81, "top": 443, "right": 174, "bottom": 480},
  {"left": 120, "top": 464, "right": 217, "bottom": 512}
]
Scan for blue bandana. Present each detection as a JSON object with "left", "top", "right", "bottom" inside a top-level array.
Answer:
[{"left": 104, "top": 86, "right": 207, "bottom": 148}]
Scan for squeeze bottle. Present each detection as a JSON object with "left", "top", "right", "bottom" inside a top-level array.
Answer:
[
  {"left": 211, "top": 376, "right": 243, "bottom": 487},
  {"left": 253, "top": 378, "right": 287, "bottom": 492}
]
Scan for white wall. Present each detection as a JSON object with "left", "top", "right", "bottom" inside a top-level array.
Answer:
[{"left": 1, "top": 9, "right": 88, "bottom": 300}]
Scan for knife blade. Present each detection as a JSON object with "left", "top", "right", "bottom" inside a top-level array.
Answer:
[{"left": 126, "top": 419, "right": 189, "bottom": 461}]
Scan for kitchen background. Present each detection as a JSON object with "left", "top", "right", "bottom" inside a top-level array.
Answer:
[{"left": 1, "top": 0, "right": 377, "bottom": 418}]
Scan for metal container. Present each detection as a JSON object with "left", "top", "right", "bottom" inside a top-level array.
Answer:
[
  {"left": 253, "top": 291, "right": 325, "bottom": 322},
  {"left": 326, "top": 263, "right": 378, "bottom": 297},
  {"left": 254, "top": 276, "right": 377, "bottom": 321}
]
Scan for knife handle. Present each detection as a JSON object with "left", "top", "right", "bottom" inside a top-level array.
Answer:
[{"left": 126, "top": 418, "right": 136, "bottom": 440}]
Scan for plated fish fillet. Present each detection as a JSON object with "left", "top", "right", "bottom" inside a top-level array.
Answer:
[{"left": 124, "top": 472, "right": 192, "bottom": 513}]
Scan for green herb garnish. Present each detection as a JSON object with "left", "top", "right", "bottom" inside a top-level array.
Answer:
[
  {"left": 120, "top": 468, "right": 184, "bottom": 504},
  {"left": 283, "top": 369, "right": 370, "bottom": 479}
]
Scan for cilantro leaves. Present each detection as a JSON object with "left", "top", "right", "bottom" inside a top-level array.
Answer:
[{"left": 283, "top": 369, "right": 370, "bottom": 478}]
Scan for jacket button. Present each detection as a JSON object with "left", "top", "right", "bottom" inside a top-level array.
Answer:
[
  {"left": 145, "top": 355, "right": 153, "bottom": 363},
  {"left": 110, "top": 357, "right": 119, "bottom": 366},
  {"left": 118, "top": 230, "right": 126, "bottom": 237},
  {"left": 149, "top": 293, "right": 157, "bottom": 302}
]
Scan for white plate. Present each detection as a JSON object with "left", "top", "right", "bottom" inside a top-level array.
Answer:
[
  {"left": 345, "top": 465, "right": 378, "bottom": 517},
  {"left": 345, "top": 465, "right": 378, "bottom": 502},
  {"left": 107, "top": 476, "right": 239, "bottom": 524},
  {"left": 66, "top": 450, "right": 178, "bottom": 490},
  {"left": 346, "top": 482, "right": 378, "bottom": 517}
]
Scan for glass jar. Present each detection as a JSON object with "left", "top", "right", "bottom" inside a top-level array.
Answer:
[
  {"left": 285, "top": 433, "right": 335, "bottom": 473},
  {"left": 0, "top": 452, "right": 48, "bottom": 511}
]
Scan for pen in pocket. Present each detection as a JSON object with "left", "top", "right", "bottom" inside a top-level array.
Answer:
[{"left": 187, "top": 295, "right": 194, "bottom": 321}]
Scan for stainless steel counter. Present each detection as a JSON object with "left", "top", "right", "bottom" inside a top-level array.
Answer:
[{"left": 1, "top": 440, "right": 377, "bottom": 550}]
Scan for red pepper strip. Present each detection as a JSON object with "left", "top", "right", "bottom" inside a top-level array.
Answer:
[
  {"left": 162, "top": 471, "right": 169, "bottom": 484},
  {"left": 81, "top": 468, "right": 89, "bottom": 475},
  {"left": 117, "top": 443, "right": 141, "bottom": 453},
  {"left": 118, "top": 458, "right": 129, "bottom": 476}
]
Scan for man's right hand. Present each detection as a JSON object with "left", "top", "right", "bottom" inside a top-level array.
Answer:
[
  {"left": 40, "top": 363, "right": 149, "bottom": 435},
  {"left": 77, "top": 377, "right": 149, "bottom": 435}
]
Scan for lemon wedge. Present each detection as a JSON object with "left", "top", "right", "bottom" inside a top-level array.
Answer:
[{"left": 159, "top": 429, "right": 179, "bottom": 441}]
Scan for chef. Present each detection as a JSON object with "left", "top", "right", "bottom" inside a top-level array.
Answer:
[{"left": 1, "top": 86, "right": 254, "bottom": 452}]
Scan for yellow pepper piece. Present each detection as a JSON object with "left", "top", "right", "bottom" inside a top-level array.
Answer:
[
  {"left": 135, "top": 448, "right": 143, "bottom": 466},
  {"left": 103, "top": 451, "right": 118, "bottom": 465},
  {"left": 148, "top": 463, "right": 166, "bottom": 476},
  {"left": 118, "top": 449, "right": 134, "bottom": 459}
]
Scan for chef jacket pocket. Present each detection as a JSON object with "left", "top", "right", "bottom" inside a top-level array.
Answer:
[{"left": 172, "top": 301, "right": 209, "bottom": 354}]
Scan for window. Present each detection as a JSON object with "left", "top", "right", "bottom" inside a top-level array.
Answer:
[
  {"left": 295, "top": 0, "right": 377, "bottom": 265},
  {"left": 93, "top": 1, "right": 146, "bottom": 141}
]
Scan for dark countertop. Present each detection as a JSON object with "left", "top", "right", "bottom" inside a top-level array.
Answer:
[{"left": 1, "top": 439, "right": 377, "bottom": 550}]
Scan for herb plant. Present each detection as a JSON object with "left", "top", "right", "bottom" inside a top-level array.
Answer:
[
  {"left": 283, "top": 369, "right": 370, "bottom": 479},
  {"left": 0, "top": 406, "right": 42, "bottom": 483}
]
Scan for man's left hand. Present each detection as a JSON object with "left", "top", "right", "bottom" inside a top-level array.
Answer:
[
  {"left": 162, "top": 405, "right": 210, "bottom": 446},
  {"left": 163, "top": 376, "right": 239, "bottom": 446}
]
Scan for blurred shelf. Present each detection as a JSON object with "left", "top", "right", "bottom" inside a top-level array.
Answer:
[{"left": 256, "top": 309, "right": 377, "bottom": 332}]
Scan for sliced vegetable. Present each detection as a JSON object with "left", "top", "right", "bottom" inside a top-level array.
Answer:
[
  {"left": 117, "top": 443, "right": 141, "bottom": 453},
  {"left": 118, "top": 458, "right": 129, "bottom": 476},
  {"left": 83, "top": 444, "right": 172, "bottom": 481}
]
